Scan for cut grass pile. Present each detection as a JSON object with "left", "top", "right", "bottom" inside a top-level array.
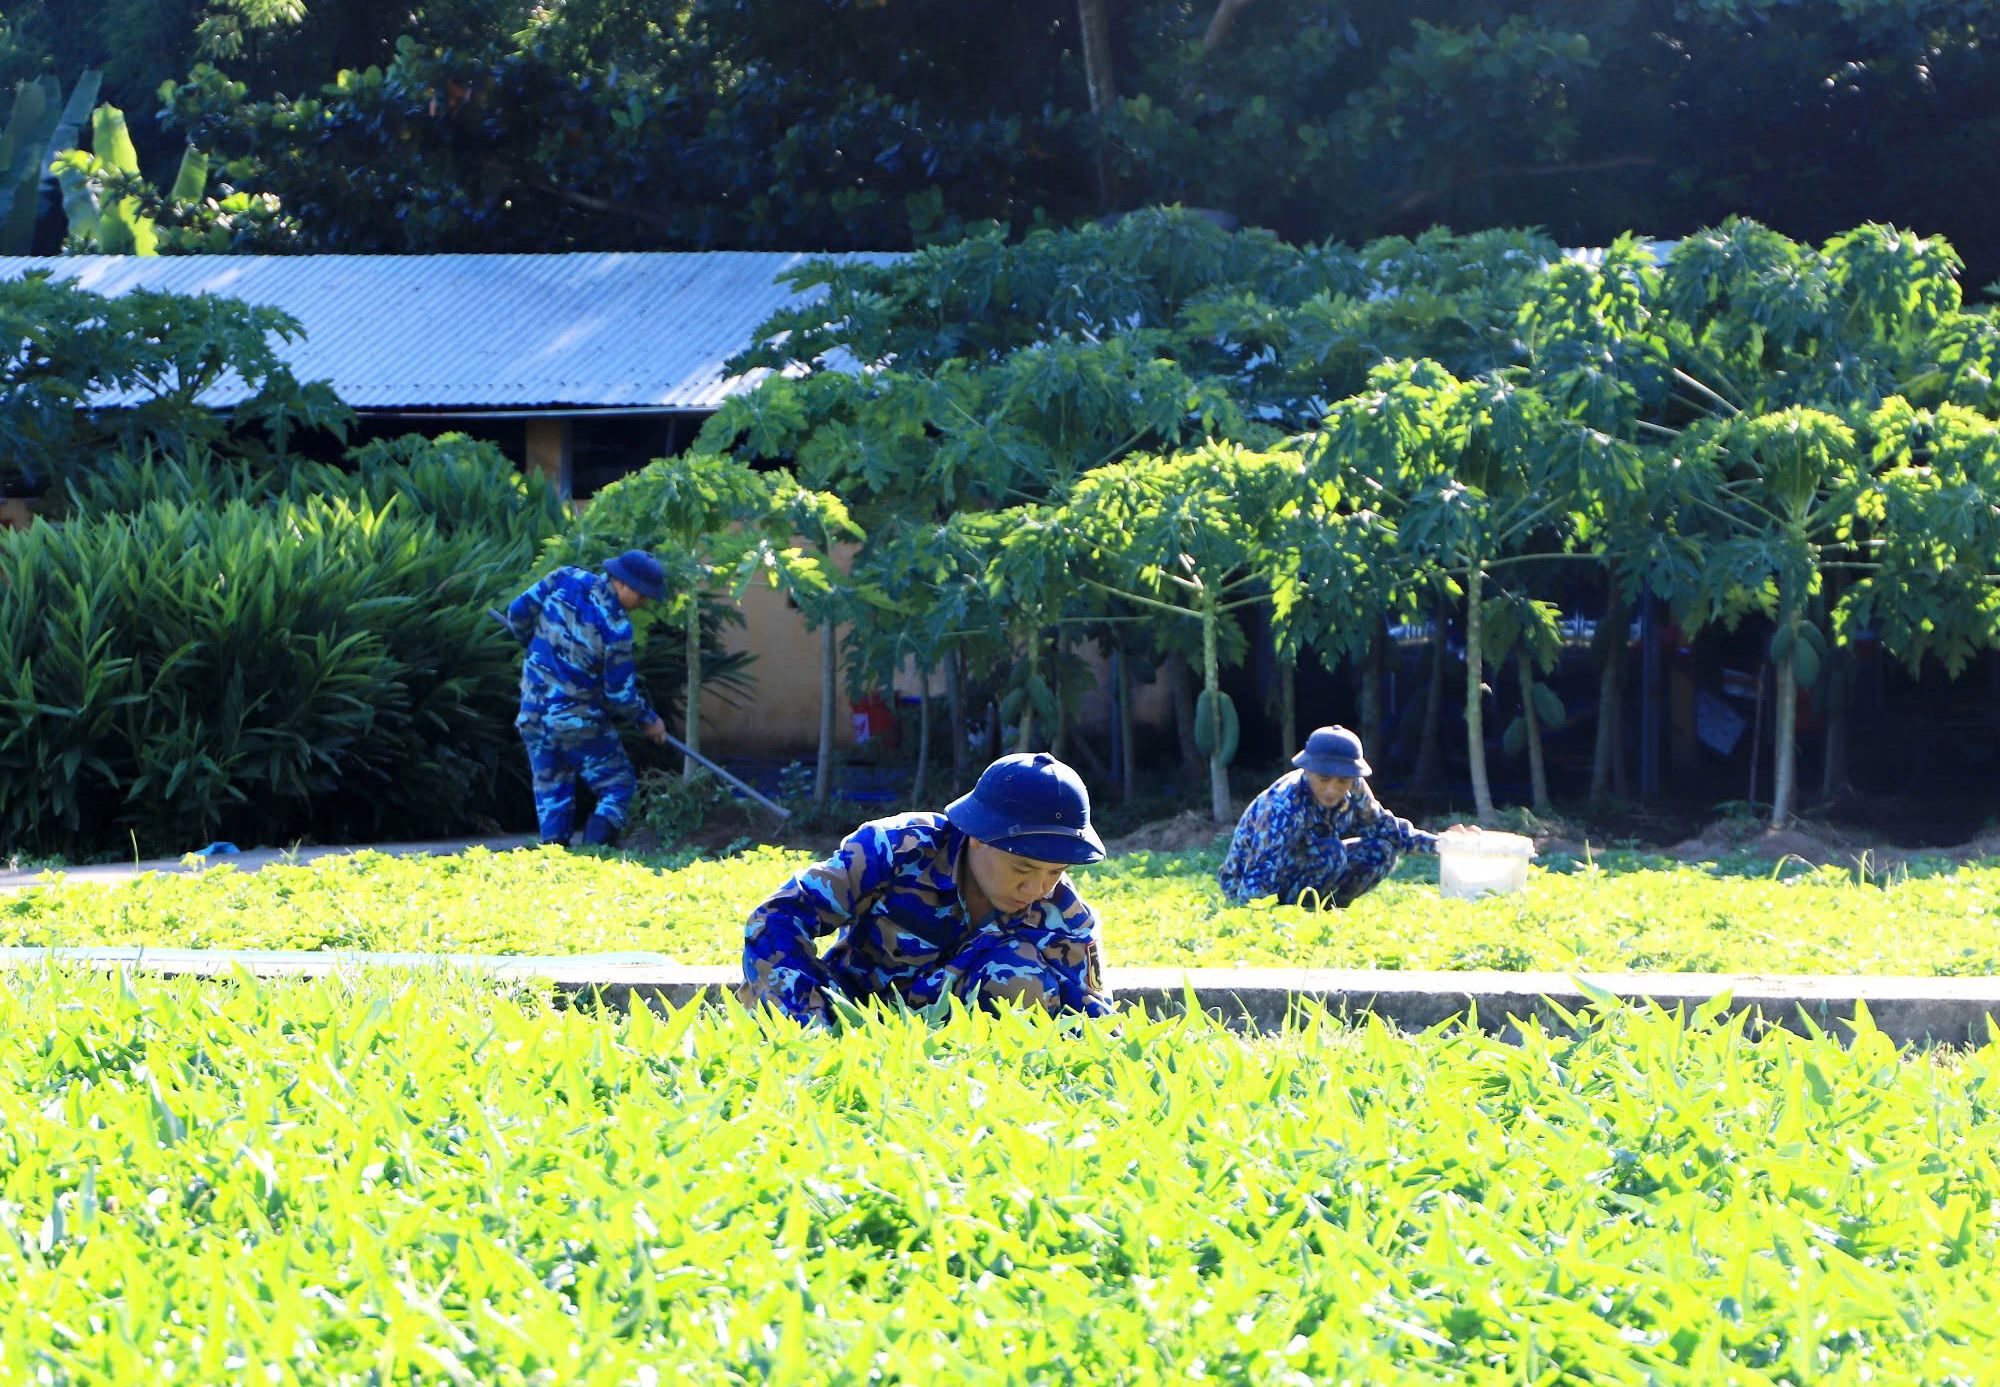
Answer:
[
  {"left": 0, "top": 970, "right": 1992, "bottom": 1383},
  {"left": 5, "top": 845, "right": 2000, "bottom": 975}
]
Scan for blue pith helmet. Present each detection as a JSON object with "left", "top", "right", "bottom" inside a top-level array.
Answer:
[
  {"left": 946, "top": 753, "right": 1106, "bottom": 865},
  {"left": 604, "top": 549, "right": 666, "bottom": 602},
  {"left": 1292, "top": 725, "right": 1372, "bottom": 779}
]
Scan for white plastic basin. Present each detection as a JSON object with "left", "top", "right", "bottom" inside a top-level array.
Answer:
[{"left": 1437, "top": 830, "right": 1535, "bottom": 899}]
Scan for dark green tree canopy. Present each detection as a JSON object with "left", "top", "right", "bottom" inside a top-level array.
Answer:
[{"left": 8, "top": 1, "right": 1996, "bottom": 280}]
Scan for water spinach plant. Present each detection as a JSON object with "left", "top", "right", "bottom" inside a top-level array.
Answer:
[
  {"left": 6, "top": 847, "right": 2000, "bottom": 978},
  {"left": 0, "top": 969, "right": 1993, "bottom": 1382}
]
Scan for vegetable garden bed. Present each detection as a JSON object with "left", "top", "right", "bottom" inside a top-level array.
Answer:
[
  {"left": 1, "top": 970, "right": 1992, "bottom": 1382},
  {"left": 5, "top": 845, "right": 1999, "bottom": 977}
]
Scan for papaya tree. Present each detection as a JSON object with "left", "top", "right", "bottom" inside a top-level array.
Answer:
[
  {"left": 768, "top": 479, "right": 877, "bottom": 805},
  {"left": 1183, "top": 226, "right": 1566, "bottom": 431},
  {"left": 715, "top": 215, "right": 1588, "bottom": 789},
  {"left": 1515, "top": 237, "right": 1673, "bottom": 804},
  {"left": 1840, "top": 399, "right": 2000, "bottom": 681},
  {"left": 1634, "top": 220, "right": 1983, "bottom": 826},
  {"left": 1661, "top": 396, "right": 2000, "bottom": 825},
  {"left": 1647, "top": 409, "right": 1857, "bottom": 826},
  {"left": 967, "top": 504, "right": 1104, "bottom": 760},
  {"left": 848, "top": 517, "right": 1014, "bottom": 805},
  {"left": 1266, "top": 474, "right": 1408, "bottom": 769},
  {"left": 1313, "top": 358, "right": 1591, "bottom": 819},
  {"left": 0, "top": 274, "right": 349, "bottom": 497},
  {"left": 704, "top": 280, "right": 1251, "bottom": 781},
  {"left": 1478, "top": 591, "right": 1568, "bottom": 815},
  {"left": 1063, "top": 440, "right": 1313, "bottom": 822},
  {"left": 735, "top": 210, "right": 1325, "bottom": 379}
]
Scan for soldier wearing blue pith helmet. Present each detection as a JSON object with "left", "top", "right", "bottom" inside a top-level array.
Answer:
[
  {"left": 501, "top": 550, "right": 670, "bottom": 847},
  {"left": 1219, "top": 725, "right": 1474, "bottom": 907},
  {"left": 740, "top": 753, "right": 1114, "bottom": 1025}
]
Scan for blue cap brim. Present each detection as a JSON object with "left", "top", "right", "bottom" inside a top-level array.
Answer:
[
  {"left": 986, "top": 830, "right": 1105, "bottom": 866},
  {"left": 1292, "top": 752, "right": 1371, "bottom": 778},
  {"left": 947, "top": 794, "right": 1106, "bottom": 865}
]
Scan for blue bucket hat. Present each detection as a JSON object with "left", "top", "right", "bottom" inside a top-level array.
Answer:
[
  {"left": 604, "top": 549, "right": 666, "bottom": 602},
  {"left": 946, "top": 753, "right": 1105, "bottom": 865},
  {"left": 1292, "top": 725, "right": 1371, "bottom": 779}
]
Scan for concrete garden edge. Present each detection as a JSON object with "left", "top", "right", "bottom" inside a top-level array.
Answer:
[{"left": 3, "top": 949, "right": 1996, "bottom": 1048}]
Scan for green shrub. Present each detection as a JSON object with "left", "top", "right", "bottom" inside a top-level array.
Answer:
[
  {"left": 341, "top": 432, "right": 569, "bottom": 543},
  {"left": 68, "top": 432, "right": 567, "bottom": 549},
  {"left": 0, "top": 492, "right": 539, "bottom": 855},
  {"left": 631, "top": 767, "right": 736, "bottom": 847},
  {"left": 62, "top": 447, "right": 294, "bottom": 513}
]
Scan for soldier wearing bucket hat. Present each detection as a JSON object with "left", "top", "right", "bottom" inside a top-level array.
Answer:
[
  {"left": 741, "top": 752, "right": 1114, "bottom": 1025},
  {"left": 500, "top": 550, "right": 671, "bottom": 848},
  {"left": 1218, "top": 725, "right": 1471, "bottom": 907}
]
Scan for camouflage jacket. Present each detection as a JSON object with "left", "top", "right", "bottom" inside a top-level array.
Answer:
[
  {"left": 742, "top": 812, "right": 1113, "bottom": 1024},
  {"left": 504, "top": 566, "right": 657, "bottom": 734},
  {"left": 1217, "top": 770, "right": 1437, "bottom": 905}
]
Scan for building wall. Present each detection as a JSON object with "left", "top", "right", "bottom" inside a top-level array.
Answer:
[{"left": 702, "top": 578, "right": 857, "bottom": 755}]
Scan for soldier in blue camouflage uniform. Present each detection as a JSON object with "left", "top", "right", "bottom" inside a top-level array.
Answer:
[
  {"left": 1219, "top": 725, "right": 1471, "bottom": 907},
  {"left": 741, "top": 753, "right": 1114, "bottom": 1025},
  {"left": 501, "top": 550, "right": 670, "bottom": 847}
]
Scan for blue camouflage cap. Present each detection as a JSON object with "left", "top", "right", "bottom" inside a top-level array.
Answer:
[
  {"left": 1292, "top": 725, "right": 1372, "bottom": 779},
  {"left": 946, "top": 753, "right": 1105, "bottom": 865},
  {"left": 605, "top": 549, "right": 666, "bottom": 602}
]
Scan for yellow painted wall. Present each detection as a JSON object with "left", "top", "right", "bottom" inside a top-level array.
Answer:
[{"left": 701, "top": 579, "right": 857, "bottom": 755}]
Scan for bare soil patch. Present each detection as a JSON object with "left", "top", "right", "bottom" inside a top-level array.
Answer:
[
  {"left": 1659, "top": 820, "right": 2000, "bottom": 868},
  {"left": 624, "top": 792, "right": 2000, "bottom": 870},
  {"left": 1107, "top": 811, "right": 1232, "bottom": 854},
  {"left": 1663, "top": 822, "right": 1872, "bottom": 867},
  {"left": 621, "top": 804, "right": 833, "bottom": 857}
]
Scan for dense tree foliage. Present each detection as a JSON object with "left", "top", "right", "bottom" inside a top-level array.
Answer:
[
  {"left": 0, "top": 272, "right": 348, "bottom": 494},
  {"left": 701, "top": 210, "right": 2000, "bottom": 825},
  {"left": 6, "top": 1, "right": 1998, "bottom": 279},
  {"left": 1, "top": 211, "right": 1995, "bottom": 847}
]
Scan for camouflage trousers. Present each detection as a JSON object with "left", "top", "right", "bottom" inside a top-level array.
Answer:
[
  {"left": 1278, "top": 835, "right": 1401, "bottom": 909},
  {"left": 518, "top": 715, "right": 635, "bottom": 845}
]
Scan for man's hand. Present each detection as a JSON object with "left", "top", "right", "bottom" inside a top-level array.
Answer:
[{"left": 642, "top": 717, "right": 669, "bottom": 746}]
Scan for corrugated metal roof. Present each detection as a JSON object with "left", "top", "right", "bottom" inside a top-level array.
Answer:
[{"left": 0, "top": 251, "right": 897, "bottom": 411}]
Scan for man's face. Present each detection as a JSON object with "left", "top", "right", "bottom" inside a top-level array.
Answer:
[
  {"left": 610, "top": 579, "right": 645, "bottom": 611},
  {"left": 964, "top": 839, "right": 1069, "bottom": 917},
  {"left": 1305, "top": 772, "right": 1356, "bottom": 808}
]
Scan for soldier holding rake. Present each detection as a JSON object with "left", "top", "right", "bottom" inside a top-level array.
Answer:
[{"left": 500, "top": 550, "right": 671, "bottom": 847}]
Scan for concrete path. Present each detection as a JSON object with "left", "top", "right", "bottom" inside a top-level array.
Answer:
[
  {"left": 3, "top": 948, "right": 1997, "bottom": 1048},
  {"left": 0, "top": 835, "right": 535, "bottom": 891}
]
